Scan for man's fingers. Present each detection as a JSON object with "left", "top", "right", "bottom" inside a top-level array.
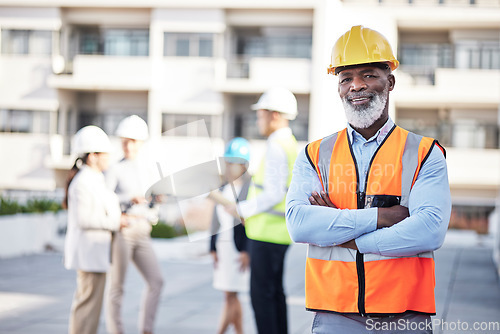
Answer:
[
  {"left": 309, "top": 191, "right": 336, "bottom": 208},
  {"left": 312, "top": 192, "right": 328, "bottom": 206},
  {"left": 309, "top": 195, "right": 319, "bottom": 206},
  {"left": 320, "top": 191, "right": 337, "bottom": 208}
]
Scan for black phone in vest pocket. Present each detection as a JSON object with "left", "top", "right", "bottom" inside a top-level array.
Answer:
[{"left": 364, "top": 195, "right": 401, "bottom": 209}]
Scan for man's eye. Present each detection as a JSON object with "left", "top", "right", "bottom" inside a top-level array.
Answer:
[{"left": 340, "top": 78, "right": 351, "bottom": 84}]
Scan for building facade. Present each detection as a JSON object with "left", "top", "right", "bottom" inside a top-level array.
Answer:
[{"left": 1, "top": 0, "right": 499, "bottom": 255}]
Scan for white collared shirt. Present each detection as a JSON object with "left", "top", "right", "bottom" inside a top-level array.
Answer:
[{"left": 238, "top": 127, "right": 293, "bottom": 218}]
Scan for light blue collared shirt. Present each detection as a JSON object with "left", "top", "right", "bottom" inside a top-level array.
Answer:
[{"left": 285, "top": 119, "right": 451, "bottom": 256}]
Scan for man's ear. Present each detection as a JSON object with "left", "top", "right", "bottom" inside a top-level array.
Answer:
[
  {"left": 271, "top": 111, "right": 281, "bottom": 121},
  {"left": 387, "top": 74, "right": 396, "bottom": 91}
]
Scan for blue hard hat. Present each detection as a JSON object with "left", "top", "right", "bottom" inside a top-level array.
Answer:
[{"left": 224, "top": 137, "right": 250, "bottom": 164}]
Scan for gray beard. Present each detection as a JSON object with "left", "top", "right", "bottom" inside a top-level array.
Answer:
[{"left": 342, "top": 87, "right": 389, "bottom": 129}]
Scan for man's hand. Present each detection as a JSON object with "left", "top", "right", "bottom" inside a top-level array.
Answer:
[
  {"left": 239, "top": 251, "right": 250, "bottom": 271},
  {"left": 309, "top": 191, "right": 337, "bottom": 208},
  {"left": 131, "top": 196, "right": 147, "bottom": 205},
  {"left": 224, "top": 203, "right": 238, "bottom": 217},
  {"left": 377, "top": 205, "right": 410, "bottom": 228},
  {"left": 339, "top": 239, "right": 358, "bottom": 250}
]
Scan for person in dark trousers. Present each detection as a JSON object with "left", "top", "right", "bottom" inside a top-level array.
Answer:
[{"left": 225, "top": 87, "right": 299, "bottom": 334}]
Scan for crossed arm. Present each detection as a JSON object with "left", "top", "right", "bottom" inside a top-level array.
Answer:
[
  {"left": 308, "top": 190, "right": 410, "bottom": 250},
  {"left": 285, "top": 147, "right": 451, "bottom": 256}
]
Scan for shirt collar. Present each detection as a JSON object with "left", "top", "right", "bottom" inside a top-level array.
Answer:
[
  {"left": 347, "top": 118, "right": 395, "bottom": 145},
  {"left": 268, "top": 127, "right": 292, "bottom": 140}
]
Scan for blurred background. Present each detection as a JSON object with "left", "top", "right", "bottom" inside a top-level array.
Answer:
[
  {"left": 1, "top": 1, "right": 500, "bottom": 333},
  {"left": 0, "top": 0, "right": 499, "bottom": 275}
]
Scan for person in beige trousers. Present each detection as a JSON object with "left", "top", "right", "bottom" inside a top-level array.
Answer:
[
  {"left": 64, "top": 125, "right": 128, "bottom": 334},
  {"left": 105, "top": 115, "right": 164, "bottom": 334}
]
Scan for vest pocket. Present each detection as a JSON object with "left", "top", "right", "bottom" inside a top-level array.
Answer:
[{"left": 364, "top": 195, "right": 401, "bottom": 208}]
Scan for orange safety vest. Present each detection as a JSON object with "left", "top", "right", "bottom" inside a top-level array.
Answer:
[{"left": 304, "top": 125, "right": 445, "bottom": 316}]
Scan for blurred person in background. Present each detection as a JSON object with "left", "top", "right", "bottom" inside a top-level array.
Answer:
[
  {"left": 286, "top": 25, "right": 451, "bottom": 333},
  {"left": 209, "top": 137, "right": 252, "bottom": 334},
  {"left": 226, "top": 87, "right": 298, "bottom": 334},
  {"left": 64, "top": 125, "right": 127, "bottom": 334},
  {"left": 105, "top": 115, "right": 164, "bottom": 334}
]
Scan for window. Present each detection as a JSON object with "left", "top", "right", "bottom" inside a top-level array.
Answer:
[
  {"left": 78, "top": 112, "right": 147, "bottom": 136},
  {"left": 234, "top": 113, "right": 309, "bottom": 141},
  {"left": 78, "top": 28, "right": 100, "bottom": 55},
  {"left": 104, "top": 29, "right": 149, "bottom": 56},
  {"left": 400, "top": 43, "right": 453, "bottom": 69},
  {"left": 396, "top": 109, "right": 441, "bottom": 140},
  {"left": 0, "top": 110, "right": 51, "bottom": 133},
  {"left": 162, "top": 114, "right": 221, "bottom": 137},
  {"left": 455, "top": 41, "right": 500, "bottom": 70},
  {"left": 450, "top": 120, "right": 498, "bottom": 149},
  {"left": 397, "top": 108, "right": 499, "bottom": 149},
  {"left": 164, "top": 33, "right": 214, "bottom": 57},
  {"left": 235, "top": 112, "right": 261, "bottom": 140},
  {"left": 400, "top": 41, "right": 500, "bottom": 72},
  {"left": 77, "top": 28, "right": 149, "bottom": 56},
  {"left": 231, "top": 95, "right": 309, "bottom": 141},
  {"left": 234, "top": 27, "right": 312, "bottom": 59},
  {"left": 1, "top": 29, "right": 52, "bottom": 55}
]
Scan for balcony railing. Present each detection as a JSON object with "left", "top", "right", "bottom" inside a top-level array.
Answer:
[
  {"left": 399, "top": 43, "right": 500, "bottom": 84},
  {"left": 227, "top": 59, "right": 250, "bottom": 79},
  {"left": 342, "top": 0, "right": 500, "bottom": 6},
  {"left": 398, "top": 119, "right": 500, "bottom": 149}
]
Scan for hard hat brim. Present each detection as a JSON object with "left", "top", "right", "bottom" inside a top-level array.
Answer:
[
  {"left": 333, "top": 61, "right": 397, "bottom": 75},
  {"left": 251, "top": 103, "right": 298, "bottom": 120},
  {"left": 251, "top": 102, "right": 263, "bottom": 111},
  {"left": 223, "top": 156, "right": 249, "bottom": 165}
]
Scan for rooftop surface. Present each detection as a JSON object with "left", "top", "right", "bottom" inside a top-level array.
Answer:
[{"left": 0, "top": 230, "right": 499, "bottom": 334}]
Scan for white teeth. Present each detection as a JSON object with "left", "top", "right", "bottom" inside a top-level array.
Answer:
[{"left": 352, "top": 97, "right": 368, "bottom": 102}]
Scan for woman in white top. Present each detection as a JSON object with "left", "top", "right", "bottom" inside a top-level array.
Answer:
[
  {"left": 64, "top": 126, "right": 127, "bottom": 334},
  {"left": 210, "top": 137, "right": 251, "bottom": 334}
]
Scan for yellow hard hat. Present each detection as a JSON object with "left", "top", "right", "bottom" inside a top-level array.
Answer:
[{"left": 327, "top": 25, "right": 399, "bottom": 75}]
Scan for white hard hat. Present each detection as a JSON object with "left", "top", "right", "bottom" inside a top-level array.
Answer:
[
  {"left": 115, "top": 115, "right": 149, "bottom": 141},
  {"left": 251, "top": 87, "right": 298, "bottom": 120},
  {"left": 72, "top": 125, "right": 112, "bottom": 156}
]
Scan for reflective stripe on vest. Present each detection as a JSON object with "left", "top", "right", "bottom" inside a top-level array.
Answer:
[
  {"left": 245, "top": 134, "right": 297, "bottom": 245},
  {"left": 305, "top": 125, "right": 444, "bottom": 316}
]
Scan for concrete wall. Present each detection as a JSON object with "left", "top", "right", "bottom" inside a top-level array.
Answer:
[
  {"left": 0, "top": 211, "right": 66, "bottom": 258},
  {"left": 0, "top": 57, "right": 58, "bottom": 111},
  {"left": 447, "top": 148, "right": 500, "bottom": 190},
  {"left": 0, "top": 133, "right": 55, "bottom": 190}
]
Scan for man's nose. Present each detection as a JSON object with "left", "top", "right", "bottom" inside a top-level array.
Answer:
[{"left": 350, "top": 76, "right": 367, "bottom": 92}]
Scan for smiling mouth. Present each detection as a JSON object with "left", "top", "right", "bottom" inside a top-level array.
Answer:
[{"left": 348, "top": 96, "right": 372, "bottom": 105}]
